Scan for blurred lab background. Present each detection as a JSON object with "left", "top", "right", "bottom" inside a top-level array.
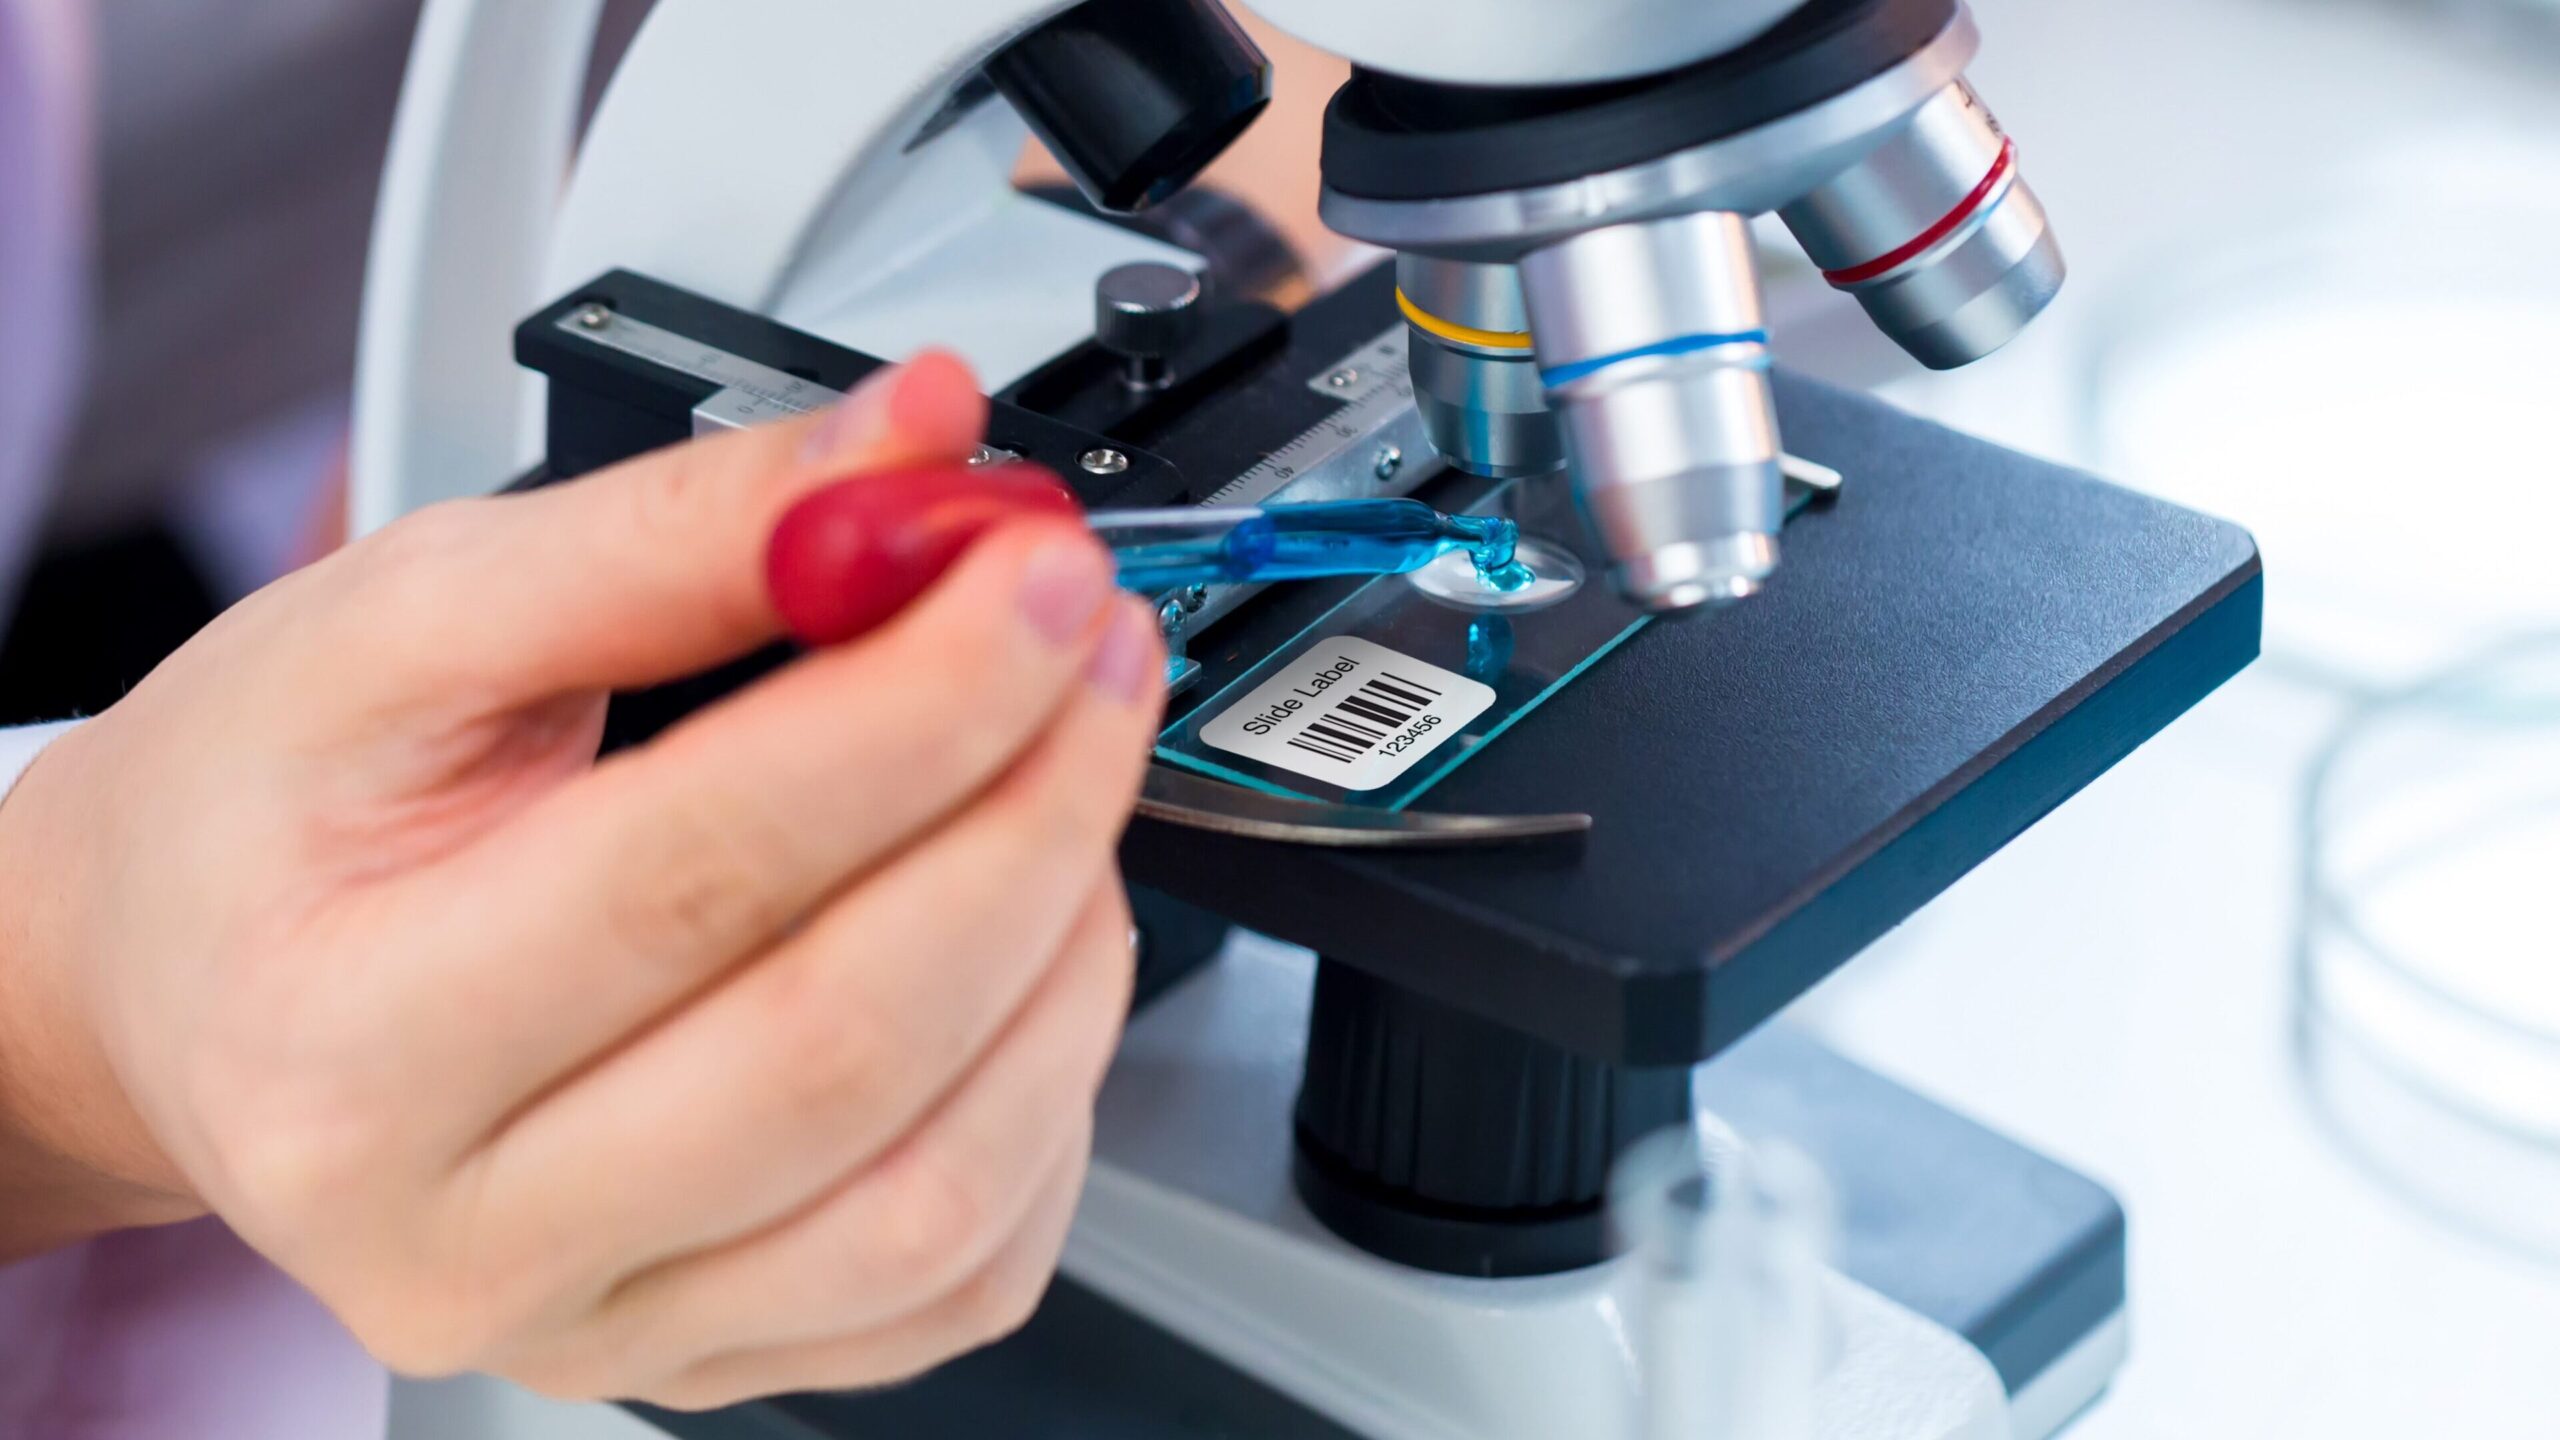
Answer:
[
  {"left": 5, "top": 1, "right": 2558, "bottom": 1434},
  {"left": 1769, "top": 4, "right": 2560, "bottom": 1436}
]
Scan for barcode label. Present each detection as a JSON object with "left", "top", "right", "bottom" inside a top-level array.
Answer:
[{"left": 1200, "top": 637, "right": 1495, "bottom": 792}]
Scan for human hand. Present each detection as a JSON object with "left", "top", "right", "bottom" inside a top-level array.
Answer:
[{"left": 0, "top": 355, "right": 1167, "bottom": 1407}]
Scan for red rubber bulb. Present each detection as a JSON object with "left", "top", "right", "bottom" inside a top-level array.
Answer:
[{"left": 766, "top": 463, "right": 1084, "bottom": 647}]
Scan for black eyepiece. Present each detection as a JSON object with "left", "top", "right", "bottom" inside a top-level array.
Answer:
[{"left": 988, "top": 0, "right": 1272, "bottom": 215}]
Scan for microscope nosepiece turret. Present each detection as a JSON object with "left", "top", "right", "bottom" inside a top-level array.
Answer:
[{"left": 1315, "top": 1, "right": 2060, "bottom": 614}]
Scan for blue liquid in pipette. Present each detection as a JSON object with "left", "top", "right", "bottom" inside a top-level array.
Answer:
[{"left": 1103, "top": 499, "right": 1531, "bottom": 594}]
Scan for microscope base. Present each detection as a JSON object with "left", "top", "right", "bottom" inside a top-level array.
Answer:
[
  {"left": 1063, "top": 945, "right": 2009, "bottom": 1440},
  {"left": 640, "top": 937, "right": 2126, "bottom": 1440}
]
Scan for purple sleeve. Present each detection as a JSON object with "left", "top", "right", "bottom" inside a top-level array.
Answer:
[
  {"left": 0, "top": 1220, "right": 389, "bottom": 1439},
  {"left": 0, "top": 0, "right": 92, "bottom": 609}
]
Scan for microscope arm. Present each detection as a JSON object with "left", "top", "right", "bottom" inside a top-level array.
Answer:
[
  {"left": 353, "top": 0, "right": 605, "bottom": 535},
  {"left": 354, "top": 0, "right": 1110, "bottom": 534}
]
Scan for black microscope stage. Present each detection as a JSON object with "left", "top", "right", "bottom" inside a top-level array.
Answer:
[
  {"left": 1126, "top": 368, "right": 2261, "bottom": 1067},
  {"left": 521, "top": 262, "right": 2258, "bottom": 1071}
]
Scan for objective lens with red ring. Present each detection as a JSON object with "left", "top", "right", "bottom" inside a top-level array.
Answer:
[{"left": 1780, "top": 82, "right": 2065, "bottom": 370}]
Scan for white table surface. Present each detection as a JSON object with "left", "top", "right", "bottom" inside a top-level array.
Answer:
[{"left": 1796, "top": 666, "right": 2560, "bottom": 1440}]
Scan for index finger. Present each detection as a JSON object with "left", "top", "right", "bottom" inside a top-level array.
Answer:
[{"left": 354, "top": 351, "right": 989, "bottom": 705}]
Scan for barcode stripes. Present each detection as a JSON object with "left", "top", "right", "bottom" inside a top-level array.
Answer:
[{"left": 1283, "top": 672, "right": 1444, "bottom": 765}]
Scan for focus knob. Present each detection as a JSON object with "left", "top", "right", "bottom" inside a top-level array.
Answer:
[{"left": 1095, "top": 261, "right": 1205, "bottom": 388}]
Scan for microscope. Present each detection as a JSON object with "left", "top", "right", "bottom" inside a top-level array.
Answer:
[{"left": 355, "top": 1, "right": 2260, "bottom": 1435}]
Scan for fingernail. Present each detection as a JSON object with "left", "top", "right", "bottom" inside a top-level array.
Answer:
[
  {"left": 1085, "top": 599, "right": 1161, "bottom": 703},
  {"left": 1019, "top": 539, "right": 1113, "bottom": 647},
  {"left": 803, "top": 364, "right": 904, "bottom": 461}
]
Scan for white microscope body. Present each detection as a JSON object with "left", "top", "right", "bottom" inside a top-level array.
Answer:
[{"left": 355, "top": 0, "right": 1814, "bottom": 525}]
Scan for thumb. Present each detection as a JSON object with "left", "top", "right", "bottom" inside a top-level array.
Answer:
[{"left": 352, "top": 351, "right": 990, "bottom": 703}]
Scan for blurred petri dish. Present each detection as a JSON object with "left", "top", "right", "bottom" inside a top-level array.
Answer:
[
  {"left": 2080, "top": 139, "right": 2560, "bottom": 688},
  {"left": 2296, "top": 633, "right": 2560, "bottom": 1260}
]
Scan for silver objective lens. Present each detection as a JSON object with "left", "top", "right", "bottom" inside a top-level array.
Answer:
[
  {"left": 1396, "top": 255, "right": 1562, "bottom": 480},
  {"left": 1518, "top": 211, "right": 1784, "bottom": 612},
  {"left": 1780, "top": 82, "right": 2064, "bottom": 370}
]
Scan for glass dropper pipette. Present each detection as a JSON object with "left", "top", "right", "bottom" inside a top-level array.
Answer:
[{"left": 1094, "top": 498, "right": 1532, "bottom": 594}]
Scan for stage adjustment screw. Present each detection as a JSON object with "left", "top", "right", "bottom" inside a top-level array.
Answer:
[{"left": 1095, "top": 262, "right": 1205, "bottom": 390}]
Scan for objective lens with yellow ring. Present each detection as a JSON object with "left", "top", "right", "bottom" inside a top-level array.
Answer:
[
  {"left": 1396, "top": 287, "right": 1535, "bottom": 353},
  {"left": 1393, "top": 255, "right": 1564, "bottom": 480}
]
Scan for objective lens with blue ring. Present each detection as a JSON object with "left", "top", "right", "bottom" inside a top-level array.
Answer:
[{"left": 1518, "top": 209, "right": 1787, "bottom": 613}]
